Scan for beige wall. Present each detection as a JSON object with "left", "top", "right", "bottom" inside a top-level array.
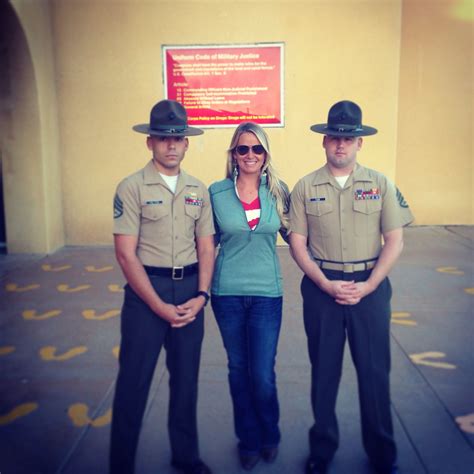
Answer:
[
  {"left": 3, "top": 0, "right": 473, "bottom": 251},
  {"left": 397, "top": 0, "right": 473, "bottom": 224},
  {"left": 52, "top": 0, "right": 403, "bottom": 245}
]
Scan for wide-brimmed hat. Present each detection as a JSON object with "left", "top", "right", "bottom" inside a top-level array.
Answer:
[
  {"left": 133, "top": 100, "right": 203, "bottom": 136},
  {"left": 310, "top": 100, "right": 377, "bottom": 137}
]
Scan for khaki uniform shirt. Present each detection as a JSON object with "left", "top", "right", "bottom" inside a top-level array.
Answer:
[
  {"left": 113, "top": 160, "right": 215, "bottom": 267},
  {"left": 290, "top": 163, "right": 414, "bottom": 262}
]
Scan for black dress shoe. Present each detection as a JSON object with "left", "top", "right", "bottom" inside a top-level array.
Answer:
[
  {"left": 261, "top": 446, "right": 278, "bottom": 463},
  {"left": 171, "top": 460, "right": 212, "bottom": 474},
  {"left": 239, "top": 452, "right": 260, "bottom": 471},
  {"left": 305, "top": 458, "right": 327, "bottom": 474}
]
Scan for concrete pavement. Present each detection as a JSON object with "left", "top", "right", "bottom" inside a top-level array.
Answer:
[{"left": 0, "top": 226, "right": 473, "bottom": 474}]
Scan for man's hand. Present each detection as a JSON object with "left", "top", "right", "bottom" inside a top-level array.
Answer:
[
  {"left": 323, "top": 280, "right": 374, "bottom": 305},
  {"left": 157, "top": 303, "right": 196, "bottom": 328},
  {"left": 322, "top": 279, "right": 356, "bottom": 303},
  {"left": 350, "top": 281, "right": 374, "bottom": 302},
  {"left": 176, "top": 296, "right": 205, "bottom": 320},
  {"left": 161, "top": 294, "right": 207, "bottom": 328}
]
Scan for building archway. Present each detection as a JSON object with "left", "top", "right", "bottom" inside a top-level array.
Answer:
[{"left": 0, "top": 0, "right": 64, "bottom": 253}]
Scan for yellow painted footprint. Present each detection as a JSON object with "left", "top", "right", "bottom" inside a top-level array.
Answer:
[
  {"left": 85, "top": 265, "right": 113, "bottom": 273},
  {"left": 0, "top": 403, "right": 38, "bottom": 426},
  {"left": 82, "top": 309, "right": 120, "bottom": 321},
  {"left": 464, "top": 287, "right": 474, "bottom": 295},
  {"left": 57, "top": 284, "right": 91, "bottom": 293},
  {"left": 0, "top": 346, "right": 15, "bottom": 355},
  {"left": 42, "top": 264, "right": 72, "bottom": 272},
  {"left": 108, "top": 284, "right": 124, "bottom": 293},
  {"left": 6, "top": 283, "right": 40, "bottom": 292},
  {"left": 22, "top": 310, "right": 62, "bottom": 321},
  {"left": 410, "top": 351, "right": 456, "bottom": 369},
  {"left": 68, "top": 403, "right": 112, "bottom": 427},
  {"left": 391, "top": 311, "right": 417, "bottom": 326},
  {"left": 39, "top": 346, "right": 88, "bottom": 361},
  {"left": 436, "top": 266, "right": 464, "bottom": 275},
  {"left": 455, "top": 413, "right": 474, "bottom": 434}
]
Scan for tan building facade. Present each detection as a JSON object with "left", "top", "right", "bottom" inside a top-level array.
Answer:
[{"left": 0, "top": 0, "right": 472, "bottom": 253}]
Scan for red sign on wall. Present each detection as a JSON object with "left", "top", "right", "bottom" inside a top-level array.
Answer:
[{"left": 163, "top": 43, "right": 284, "bottom": 127}]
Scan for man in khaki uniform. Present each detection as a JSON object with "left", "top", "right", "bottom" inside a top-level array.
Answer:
[
  {"left": 289, "top": 101, "right": 413, "bottom": 474},
  {"left": 110, "top": 100, "right": 215, "bottom": 474}
]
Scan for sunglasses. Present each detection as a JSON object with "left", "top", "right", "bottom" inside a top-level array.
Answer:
[{"left": 234, "top": 145, "right": 266, "bottom": 156}]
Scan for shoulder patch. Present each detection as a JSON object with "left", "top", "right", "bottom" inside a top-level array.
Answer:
[
  {"left": 114, "top": 194, "right": 124, "bottom": 218},
  {"left": 396, "top": 187, "right": 409, "bottom": 208}
]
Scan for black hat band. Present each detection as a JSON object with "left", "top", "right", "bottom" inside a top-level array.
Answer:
[
  {"left": 327, "top": 123, "right": 364, "bottom": 133},
  {"left": 152, "top": 124, "right": 187, "bottom": 132}
]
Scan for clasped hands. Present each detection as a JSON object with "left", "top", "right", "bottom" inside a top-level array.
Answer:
[
  {"left": 156, "top": 296, "right": 206, "bottom": 328},
  {"left": 323, "top": 279, "right": 374, "bottom": 305}
]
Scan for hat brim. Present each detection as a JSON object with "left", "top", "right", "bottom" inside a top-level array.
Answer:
[
  {"left": 310, "top": 124, "right": 378, "bottom": 137},
  {"left": 132, "top": 124, "right": 204, "bottom": 136}
]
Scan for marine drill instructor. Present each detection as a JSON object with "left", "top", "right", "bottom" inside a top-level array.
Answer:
[
  {"left": 110, "top": 100, "right": 215, "bottom": 474},
  {"left": 289, "top": 100, "right": 413, "bottom": 474}
]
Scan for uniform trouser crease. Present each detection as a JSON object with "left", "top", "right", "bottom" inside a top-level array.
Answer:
[
  {"left": 301, "top": 270, "right": 397, "bottom": 471},
  {"left": 109, "top": 274, "right": 204, "bottom": 474}
]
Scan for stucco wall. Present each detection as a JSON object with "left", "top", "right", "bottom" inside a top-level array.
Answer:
[
  {"left": 51, "top": 0, "right": 404, "bottom": 244},
  {"left": 397, "top": 0, "right": 473, "bottom": 224},
  {"left": 4, "top": 0, "right": 472, "bottom": 251}
]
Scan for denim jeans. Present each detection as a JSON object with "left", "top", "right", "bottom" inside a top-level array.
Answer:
[{"left": 211, "top": 295, "right": 282, "bottom": 455}]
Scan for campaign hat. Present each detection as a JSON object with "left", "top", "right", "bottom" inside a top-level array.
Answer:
[
  {"left": 310, "top": 100, "right": 377, "bottom": 136},
  {"left": 133, "top": 99, "right": 203, "bottom": 136}
]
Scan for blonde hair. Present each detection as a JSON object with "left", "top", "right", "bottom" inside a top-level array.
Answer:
[{"left": 226, "top": 122, "right": 289, "bottom": 229}]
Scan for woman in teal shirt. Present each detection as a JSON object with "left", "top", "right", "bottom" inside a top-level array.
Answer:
[{"left": 209, "top": 122, "right": 289, "bottom": 471}]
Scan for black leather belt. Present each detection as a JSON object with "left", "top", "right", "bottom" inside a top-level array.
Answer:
[
  {"left": 314, "top": 258, "right": 377, "bottom": 273},
  {"left": 143, "top": 263, "right": 198, "bottom": 280}
]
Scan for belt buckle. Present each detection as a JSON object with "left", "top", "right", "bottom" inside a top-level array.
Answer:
[
  {"left": 343, "top": 263, "right": 354, "bottom": 273},
  {"left": 172, "top": 266, "right": 184, "bottom": 280}
]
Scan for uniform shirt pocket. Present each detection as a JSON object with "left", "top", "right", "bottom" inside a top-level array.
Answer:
[
  {"left": 353, "top": 200, "right": 382, "bottom": 236},
  {"left": 184, "top": 204, "right": 202, "bottom": 220},
  {"left": 305, "top": 201, "right": 334, "bottom": 237},
  {"left": 184, "top": 203, "right": 202, "bottom": 236},
  {"left": 142, "top": 204, "right": 169, "bottom": 221},
  {"left": 141, "top": 204, "right": 170, "bottom": 237}
]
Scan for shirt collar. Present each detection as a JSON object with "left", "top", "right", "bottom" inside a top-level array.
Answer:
[
  {"left": 231, "top": 173, "right": 268, "bottom": 190},
  {"left": 143, "top": 160, "right": 165, "bottom": 185},
  {"left": 352, "top": 163, "right": 375, "bottom": 183},
  {"left": 143, "top": 160, "right": 199, "bottom": 187},
  {"left": 312, "top": 163, "right": 374, "bottom": 186}
]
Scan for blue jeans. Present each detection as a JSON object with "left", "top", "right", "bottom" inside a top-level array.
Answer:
[{"left": 211, "top": 295, "right": 282, "bottom": 455}]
